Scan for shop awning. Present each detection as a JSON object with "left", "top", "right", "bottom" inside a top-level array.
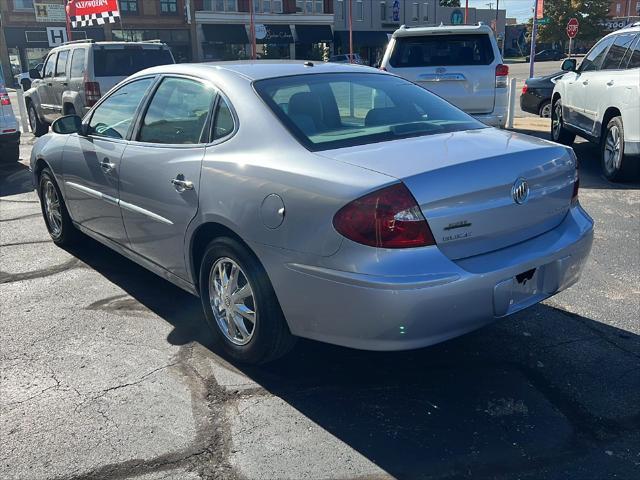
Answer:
[
  {"left": 256, "top": 24, "right": 294, "bottom": 44},
  {"left": 202, "top": 24, "right": 248, "bottom": 44},
  {"left": 295, "top": 25, "right": 333, "bottom": 44},
  {"left": 334, "top": 30, "right": 393, "bottom": 48}
]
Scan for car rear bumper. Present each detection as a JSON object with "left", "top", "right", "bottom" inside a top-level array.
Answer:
[
  {"left": 255, "top": 204, "right": 593, "bottom": 351},
  {"left": 0, "top": 130, "right": 20, "bottom": 145},
  {"left": 472, "top": 105, "right": 507, "bottom": 128}
]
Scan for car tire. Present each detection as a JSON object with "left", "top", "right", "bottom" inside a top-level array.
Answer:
[
  {"left": 601, "top": 116, "right": 638, "bottom": 182},
  {"left": 38, "top": 168, "right": 77, "bottom": 246},
  {"left": 28, "top": 103, "right": 49, "bottom": 137},
  {"left": 199, "top": 237, "right": 296, "bottom": 364},
  {"left": 551, "top": 98, "right": 576, "bottom": 145},
  {"left": 539, "top": 100, "right": 552, "bottom": 118}
]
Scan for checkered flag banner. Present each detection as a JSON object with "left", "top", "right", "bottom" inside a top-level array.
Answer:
[{"left": 66, "top": 0, "right": 120, "bottom": 28}]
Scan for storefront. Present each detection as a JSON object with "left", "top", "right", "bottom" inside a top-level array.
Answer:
[
  {"left": 201, "top": 24, "right": 251, "bottom": 61},
  {"left": 110, "top": 29, "right": 193, "bottom": 62},
  {"left": 3, "top": 26, "right": 105, "bottom": 74},
  {"left": 333, "top": 31, "right": 393, "bottom": 66},
  {"left": 295, "top": 24, "right": 333, "bottom": 61}
]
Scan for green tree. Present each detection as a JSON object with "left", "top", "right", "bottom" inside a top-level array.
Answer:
[
  {"left": 439, "top": 0, "right": 461, "bottom": 7},
  {"left": 534, "top": 0, "right": 610, "bottom": 46}
]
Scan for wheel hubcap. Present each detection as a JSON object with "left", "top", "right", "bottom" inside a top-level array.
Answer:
[
  {"left": 604, "top": 125, "right": 621, "bottom": 175},
  {"left": 209, "top": 257, "right": 256, "bottom": 346},
  {"left": 43, "top": 180, "right": 62, "bottom": 237},
  {"left": 552, "top": 103, "right": 562, "bottom": 139}
]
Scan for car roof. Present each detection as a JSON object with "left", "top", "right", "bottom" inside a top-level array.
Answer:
[
  {"left": 392, "top": 24, "right": 494, "bottom": 38},
  {"left": 132, "top": 61, "right": 380, "bottom": 82},
  {"left": 603, "top": 24, "right": 640, "bottom": 39}
]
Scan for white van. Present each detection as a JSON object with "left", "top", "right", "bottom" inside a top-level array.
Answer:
[{"left": 381, "top": 24, "right": 508, "bottom": 128}]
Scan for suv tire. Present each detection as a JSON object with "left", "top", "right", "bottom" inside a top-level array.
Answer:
[
  {"left": 601, "top": 116, "right": 638, "bottom": 182},
  {"left": 551, "top": 98, "right": 576, "bottom": 145},
  {"left": 28, "top": 103, "right": 49, "bottom": 137},
  {"left": 199, "top": 237, "right": 296, "bottom": 364}
]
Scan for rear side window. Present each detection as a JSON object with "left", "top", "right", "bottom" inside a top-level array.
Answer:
[
  {"left": 55, "top": 50, "right": 69, "bottom": 77},
  {"left": 138, "top": 77, "right": 215, "bottom": 144},
  {"left": 625, "top": 35, "right": 640, "bottom": 69},
  {"left": 601, "top": 33, "right": 636, "bottom": 70},
  {"left": 212, "top": 98, "right": 234, "bottom": 140},
  {"left": 70, "top": 49, "right": 86, "bottom": 77},
  {"left": 43, "top": 54, "right": 56, "bottom": 78},
  {"left": 389, "top": 34, "right": 495, "bottom": 68},
  {"left": 93, "top": 48, "right": 173, "bottom": 77},
  {"left": 88, "top": 78, "right": 154, "bottom": 139},
  {"left": 581, "top": 36, "right": 615, "bottom": 72}
]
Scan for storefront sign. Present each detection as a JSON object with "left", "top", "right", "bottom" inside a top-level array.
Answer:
[
  {"left": 451, "top": 9, "right": 464, "bottom": 25},
  {"left": 67, "top": 0, "right": 120, "bottom": 28},
  {"left": 46, "top": 26, "right": 68, "bottom": 46},
  {"left": 34, "top": 3, "right": 67, "bottom": 23},
  {"left": 254, "top": 24, "right": 293, "bottom": 44}
]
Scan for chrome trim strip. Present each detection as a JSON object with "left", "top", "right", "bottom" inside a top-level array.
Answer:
[{"left": 119, "top": 200, "right": 174, "bottom": 225}]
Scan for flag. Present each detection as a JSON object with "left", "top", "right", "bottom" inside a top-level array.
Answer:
[
  {"left": 536, "top": 0, "right": 544, "bottom": 20},
  {"left": 66, "top": 0, "right": 120, "bottom": 28}
]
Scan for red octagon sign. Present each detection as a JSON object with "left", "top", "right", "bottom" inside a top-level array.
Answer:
[{"left": 567, "top": 18, "right": 579, "bottom": 39}]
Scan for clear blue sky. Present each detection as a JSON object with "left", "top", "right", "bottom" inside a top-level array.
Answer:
[{"left": 466, "top": 0, "right": 533, "bottom": 23}]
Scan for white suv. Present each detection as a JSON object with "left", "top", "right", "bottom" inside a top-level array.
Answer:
[
  {"left": 552, "top": 24, "right": 640, "bottom": 181},
  {"left": 381, "top": 24, "right": 508, "bottom": 128},
  {"left": 0, "top": 76, "right": 20, "bottom": 162}
]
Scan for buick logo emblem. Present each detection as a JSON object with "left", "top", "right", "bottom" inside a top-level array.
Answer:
[{"left": 511, "top": 178, "right": 529, "bottom": 205}]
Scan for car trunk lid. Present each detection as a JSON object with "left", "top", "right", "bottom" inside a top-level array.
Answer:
[{"left": 318, "top": 129, "right": 576, "bottom": 260}]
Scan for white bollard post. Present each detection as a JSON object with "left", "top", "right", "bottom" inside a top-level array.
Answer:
[
  {"left": 507, "top": 77, "right": 517, "bottom": 129},
  {"left": 15, "top": 88, "right": 31, "bottom": 134}
]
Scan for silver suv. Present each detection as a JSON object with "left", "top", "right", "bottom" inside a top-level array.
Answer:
[
  {"left": 381, "top": 24, "right": 508, "bottom": 128},
  {"left": 25, "top": 40, "right": 174, "bottom": 136}
]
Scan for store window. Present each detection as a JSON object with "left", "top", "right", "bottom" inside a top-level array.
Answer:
[
  {"left": 160, "top": 0, "right": 178, "bottom": 14},
  {"left": 13, "top": 0, "right": 34, "bottom": 10},
  {"left": 119, "top": 0, "right": 138, "bottom": 14}
]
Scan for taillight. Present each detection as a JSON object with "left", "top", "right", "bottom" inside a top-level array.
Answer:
[
  {"left": 0, "top": 94, "right": 10, "bottom": 106},
  {"left": 333, "top": 183, "right": 436, "bottom": 248},
  {"left": 495, "top": 64, "right": 509, "bottom": 88},
  {"left": 84, "top": 81, "right": 101, "bottom": 107},
  {"left": 521, "top": 84, "right": 528, "bottom": 95}
]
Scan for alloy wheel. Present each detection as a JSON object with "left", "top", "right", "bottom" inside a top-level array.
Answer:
[
  {"left": 552, "top": 102, "right": 562, "bottom": 139},
  {"left": 209, "top": 257, "right": 256, "bottom": 345},
  {"left": 29, "top": 107, "right": 38, "bottom": 131},
  {"left": 43, "top": 179, "right": 62, "bottom": 237},
  {"left": 603, "top": 125, "right": 622, "bottom": 176},
  {"left": 540, "top": 103, "right": 552, "bottom": 118}
]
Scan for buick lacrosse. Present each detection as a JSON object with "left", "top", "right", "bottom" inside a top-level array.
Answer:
[{"left": 31, "top": 62, "right": 594, "bottom": 364}]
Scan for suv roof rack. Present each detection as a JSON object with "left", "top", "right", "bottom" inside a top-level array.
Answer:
[
  {"left": 61, "top": 39, "right": 95, "bottom": 46},
  {"left": 140, "top": 39, "right": 164, "bottom": 43}
]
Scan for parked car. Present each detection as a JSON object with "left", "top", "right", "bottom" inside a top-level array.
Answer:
[
  {"left": 520, "top": 72, "right": 564, "bottom": 118},
  {"left": 525, "top": 50, "right": 566, "bottom": 62},
  {"left": 552, "top": 24, "right": 640, "bottom": 181},
  {"left": 31, "top": 62, "right": 593, "bottom": 364},
  {"left": 0, "top": 75, "right": 20, "bottom": 162},
  {"left": 15, "top": 63, "right": 43, "bottom": 91},
  {"left": 381, "top": 24, "right": 509, "bottom": 128},
  {"left": 25, "top": 39, "right": 174, "bottom": 137},
  {"left": 329, "top": 53, "right": 365, "bottom": 64}
]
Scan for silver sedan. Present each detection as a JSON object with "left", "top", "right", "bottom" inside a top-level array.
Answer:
[{"left": 30, "top": 62, "right": 594, "bottom": 364}]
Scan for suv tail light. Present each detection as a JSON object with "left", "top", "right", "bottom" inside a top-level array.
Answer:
[
  {"left": 84, "top": 81, "right": 101, "bottom": 107},
  {"left": 495, "top": 64, "right": 509, "bottom": 88},
  {"left": 333, "top": 183, "right": 436, "bottom": 248},
  {"left": 0, "top": 93, "right": 10, "bottom": 106}
]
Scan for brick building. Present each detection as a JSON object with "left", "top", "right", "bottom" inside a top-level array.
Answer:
[{"left": 608, "top": 0, "right": 640, "bottom": 17}]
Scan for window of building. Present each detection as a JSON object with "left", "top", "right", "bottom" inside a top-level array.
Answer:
[
  {"left": 55, "top": 50, "right": 69, "bottom": 77},
  {"left": 412, "top": 2, "right": 419, "bottom": 21},
  {"left": 13, "top": 0, "right": 34, "bottom": 10},
  {"left": 119, "top": 0, "right": 138, "bottom": 14},
  {"left": 306, "top": 1, "right": 313, "bottom": 13},
  {"left": 615, "top": 2, "right": 621, "bottom": 15},
  {"left": 273, "top": 0, "right": 282, "bottom": 12},
  {"left": 423, "top": 2, "right": 429, "bottom": 21},
  {"left": 356, "top": 0, "right": 363, "bottom": 21},
  {"left": 380, "top": 1, "right": 386, "bottom": 21},
  {"left": 336, "top": 0, "right": 343, "bottom": 20},
  {"left": 636, "top": 1, "right": 640, "bottom": 15},
  {"left": 314, "top": 0, "right": 323, "bottom": 13},
  {"left": 160, "top": 0, "right": 178, "bottom": 14}
]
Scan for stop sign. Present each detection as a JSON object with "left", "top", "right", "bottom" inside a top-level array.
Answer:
[{"left": 567, "top": 18, "right": 579, "bottom": 39}]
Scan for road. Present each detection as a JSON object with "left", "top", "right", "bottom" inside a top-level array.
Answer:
[
  {"left": 507, "top": 60, "right": 567, "bottom": 118},
  {"left": 1, "top": 114, "right": 639, "bottom": 478}
]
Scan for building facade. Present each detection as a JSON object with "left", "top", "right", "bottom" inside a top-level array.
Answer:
[
  {"left": 609, "top": 0, "right": 640, "bottom": 17},
  {"left": 194, "top": 0, "right": 334, "bottom": 61},
  {"left": 0, "top": 0, "right": 197, "bottom": 86},
  {"left": 332, "top": 0, "right": 506, "bottom": 65}
]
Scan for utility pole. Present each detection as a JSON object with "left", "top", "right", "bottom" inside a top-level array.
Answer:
[{"left": 529, "top": 0, "right": 539, "bottom": 78}]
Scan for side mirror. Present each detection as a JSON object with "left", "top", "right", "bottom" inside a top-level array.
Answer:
[
  {"left": 561, "top": 58, "right": 577, "bottom": 72},
  {"left": 51, "top": 115, "right": 83, "bottom": 135},
  {"left": 29, "top": 68, "right": 42, "bottom": 79}
]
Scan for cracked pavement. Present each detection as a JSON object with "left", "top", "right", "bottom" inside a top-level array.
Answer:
[{"left": 1, "top": 124, "right": 639, "bottom": 479}]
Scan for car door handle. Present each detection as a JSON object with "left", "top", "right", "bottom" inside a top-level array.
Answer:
[
  {"left": 582, "top": 80, "right": 589, "bottom": 85},
  {"left": 100, "top": 158, "right": 115, "bottom": 173},
  {"left": 171, "top": 175, "right": 194, "bottom": 192},
  {"left": 606, "top": 80, "right": 614, "bottom": 86}
]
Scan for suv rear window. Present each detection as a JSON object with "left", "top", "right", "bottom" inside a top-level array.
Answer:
[
  {"left": 93, "top": 48, "right": 173, "bottom": 77},
  {"left": 389, "top": 34, "right": 495, "bottom": 68}
]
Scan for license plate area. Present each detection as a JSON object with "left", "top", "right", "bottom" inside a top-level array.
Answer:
[{"left": 493, "top": 267, "right": 545, "bottom": 317}]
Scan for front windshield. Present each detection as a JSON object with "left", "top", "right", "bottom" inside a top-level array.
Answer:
[{"left": 254, "top": 72, "right": 485, "bottom": 151}]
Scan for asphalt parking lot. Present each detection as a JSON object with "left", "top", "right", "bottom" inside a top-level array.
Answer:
[{"left": 1, "top": 112, "right": 639, "bottom": 478}]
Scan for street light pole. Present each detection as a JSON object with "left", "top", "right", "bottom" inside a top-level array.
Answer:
[{"left": 529, "top": 0, "right": 539, "bottom": 78}]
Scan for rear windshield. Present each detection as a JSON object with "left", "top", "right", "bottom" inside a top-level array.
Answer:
[
  {"left": 254, "top": 73, "right": 484, "bottom": 151},
  {"left": 389, "top": 34, "right": 495, "bottom": 68},
  {"left": 93, "top": 48, "right": 173, "bottom": 77}
]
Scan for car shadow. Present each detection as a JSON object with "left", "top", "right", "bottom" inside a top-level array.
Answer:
[
  {"left": 65, "top": 236, "right": 640, "bottom": 478},
  {"left": 0, "top": 160, "right": 33, "bottom": 197},
  {"left": 512, "top": 128, "right": 640, "bottom": 191}
]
